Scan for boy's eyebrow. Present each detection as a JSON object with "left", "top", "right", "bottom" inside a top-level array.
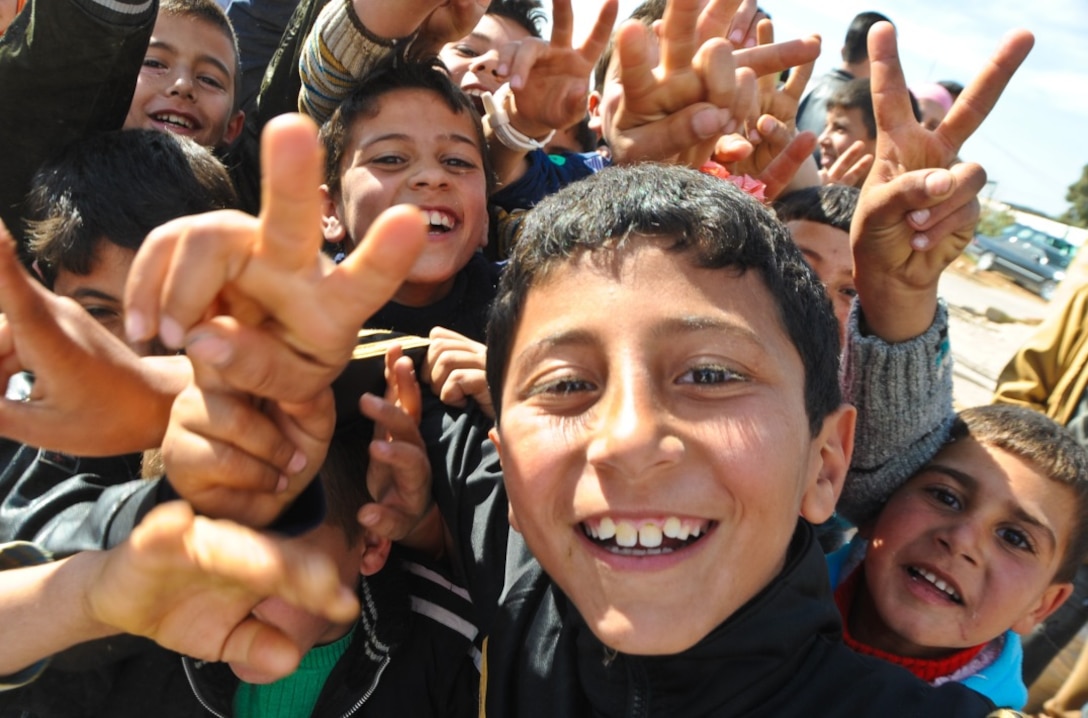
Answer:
[
  {"left": 926, "top": 463, "right": 1059, "bottom": 552},
  {"left": 360, "top": 132, "right": 480, "bottom": 151},
  {"left": 148, "top": 39, "right": 233, "bottom": 80},
  {"left": 68, "top": 287, "right": 121, "bottom": 304},
  {"left": 514, "top": 316, "right": 765, "bottom": 369}
]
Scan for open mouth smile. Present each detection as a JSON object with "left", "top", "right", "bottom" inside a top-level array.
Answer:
[
  {"left": 907, "top": 566, "right": 963, "bottom": 604},
  {"left": 581, "top": 516, "right": 714, "bottom": 556}
]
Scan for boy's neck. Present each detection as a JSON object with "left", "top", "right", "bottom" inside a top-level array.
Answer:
[{"left": 393, "top": 277, "right": 457, "bottom": 308}]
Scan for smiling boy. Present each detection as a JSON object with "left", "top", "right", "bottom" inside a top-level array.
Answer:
[{"left": 830, "top": 404, "right": 1088, "bottom": 708}]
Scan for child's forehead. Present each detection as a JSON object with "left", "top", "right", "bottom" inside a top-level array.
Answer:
[{"left": 152, "top": 12, "right": 239, "bottom": 74}]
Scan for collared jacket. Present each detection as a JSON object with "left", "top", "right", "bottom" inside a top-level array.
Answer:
[{"left": 994, "top": 283, "right": 1088, "bottom": 424}]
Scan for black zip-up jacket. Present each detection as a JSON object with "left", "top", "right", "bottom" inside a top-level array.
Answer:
[
  {"left": 0, "top": 550, "right": 479, "bottom": 718},
  {"left": 426, "top": 403, "right": 998, "bottom": 718}
]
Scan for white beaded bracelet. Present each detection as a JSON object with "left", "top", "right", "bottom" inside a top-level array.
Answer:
[{"left": 481, "top": 83, "right": 556, "bottom": 152}]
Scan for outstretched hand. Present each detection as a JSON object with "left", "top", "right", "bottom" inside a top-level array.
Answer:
[
  {"left": 88, "top": 501, "right": 358, "bottom": 681},
  {"left": 124, "top": 114, "right": 427, "bottom": 404},
  {"left": 0, "top": 222, "right": 184, "bottom": 455},
  {"left": 851, "top": 22, "right": 1034, "bottom": 342}
]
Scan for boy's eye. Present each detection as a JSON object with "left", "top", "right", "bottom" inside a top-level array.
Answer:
[
  {"left": 370, "top": 154, "right": 406, "bottom": 166},
  {"left": 142, "top": 57, "right": 167, "bottom": 70},
  {"left": 839, "top": 286, "right": 858, "bottom": 299},
  {"left": 451, "top": 44, "right": 479, "bottom": 58},
  {"left": 677, "top": 365, "right": 745, "bottom": 386},
  {"left": 531, "top": 376, "right": 595, "bottom": 396},
  {"left": 997, "top": 526, "right": 1035, "bottom": 553},
  {"left": 198, "top": 74, "right": 226, "bottom": 91},
  {"left": 925, "top": 486, "right": 962, "bottom": 510},
  {"left": 444, "top": 156, "right": 478, "bottom": 170}
]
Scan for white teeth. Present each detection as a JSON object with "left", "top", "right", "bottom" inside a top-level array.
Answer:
[
  {"left": 638, "top": 522, "right": 663, "bottom": 548},
  {"left": 426, "top": 210, "right": 453, "bottom": 229},
  {"left": 677, "top": 524, "right": 690, "bottom": 540},
  {"left": 614, "top": 521, "right": 637, "bottom": 548},
  {"left": 597, "top": 517, "right": 616, "bottom": 541},
  {"left": 156, "top": 113, "right": 194, "bottom": 129},
  {"left": 690, "top": 523, "right": 702, "bottom": 538},
  {"left": 662, "top": 517, "right": 681, "bottom": 539},
  {"left": 915, "top": 568, "right": 961, "bottom": 601}
]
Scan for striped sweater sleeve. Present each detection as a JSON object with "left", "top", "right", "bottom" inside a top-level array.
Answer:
[
  {"left": 72, "top": 0, "right": 157, "bottom": 26},
  {"left": 297, "top": 0, "right": 412, "bottom": 123}
]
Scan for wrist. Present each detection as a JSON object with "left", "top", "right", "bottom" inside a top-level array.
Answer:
[
  {"left": 482, "top": 84, "right": 555, "bottom": 152},
  {"left": 352, "top": 0, "right": 428, "bottom": 42}
]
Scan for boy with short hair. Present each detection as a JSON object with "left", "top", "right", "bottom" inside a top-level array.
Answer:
[
  {"left": 0, "top": 0, "right": 245, "bottom": 246},
  {"left": 817, "top": 78, "right": 877, "bottom": 188},
  {"left": 829, "top": 403, "right": 1088, "bottom": 708},
  {"left": 774, "top": 184, "right": 859, "bottom": 341}
]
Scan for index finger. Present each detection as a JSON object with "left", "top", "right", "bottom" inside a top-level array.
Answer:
[
  {"left": 734, "top": 35, "right": 820, "bottom": 78},
  {"left": 868, "top": 22, "right": 917, "bottom": 137},
  {"left": 696, "top": 0, "right": 742, "bottom": 45},
  {"left": 549, "top": 0, "right": 573, "bottom": 48},
  {"left": 659, "top": 0, "right": 702, "bottom": 73},
  {"left": 935, "top": 29, "right": 1034, "bottom": 153}
]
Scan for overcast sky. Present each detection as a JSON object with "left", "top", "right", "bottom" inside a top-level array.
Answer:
[{"left": 549, "top": 0, "right": 1088, "bottom": 220}]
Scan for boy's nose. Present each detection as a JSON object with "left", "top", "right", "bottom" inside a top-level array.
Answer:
[
  {"left": 409, "top": 161, "right": 449, "bottom": 188},
  {"left": 168, "top": 71, "right": 196, "bottom": 100},
  {"left": 936, "top": 521, "right": 981, "bottom": 566},
  {"left": 469, "top": 49, "right": 500, "bottom": 76},
  {"left": 586, "top": 367, "right": 684, "bottom": 481}
]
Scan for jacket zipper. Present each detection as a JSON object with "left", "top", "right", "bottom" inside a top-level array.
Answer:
[
  {"left": 337, "top": 654, "right": 391, "bottom": 718},
  {"left": 182, "top": 658, "right": 229, "bottom": 718}
]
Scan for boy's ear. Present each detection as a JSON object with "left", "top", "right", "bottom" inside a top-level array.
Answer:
[
  {"left": 1011, "top": 582, "right": 1074, "bottom": 635},
  {"left": 799, "top": 403, "right": 857, "bottom": 525},
  {"left": 488, "top": 426, "right": 521, "bottom": 534},
  {"left": 220, "top": 109, "right": 246, "bottom": 147},
  {"left": 586, "top": 92, "right": 603, "bottom": 139},
  {"left": 320, "top": 184, "right": 349, "bottom": 244},
  {"left": 357, "top": 529, "right": 393, "bottom": 577}
]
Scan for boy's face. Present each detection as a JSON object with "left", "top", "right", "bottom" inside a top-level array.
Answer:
[
  {"left": 786, "top": 220, "right": 855, "bottom": 342},
  {"left": 124, "top": 13, "right": 244, "bottom": 149},
  {"left": 229, "top": 522, "right": 382, "bottom": 684},
  {"left": 491, "top": 241, "right": 854, "bottom": 655},
  {"left": 816, "top": 106, "right": 874, "bottom": 184},
  {"left": 51, "top": 242, "right": 162, "bottom": 356},
  {"left": 439, "top": 14, "right": 532, "bottom": 105},
  {"left": 854, "top": 436, "right": 1075, "bottom": 657},
  {"left": 322, "top": 88, "right": 488, "bottom": 307}
]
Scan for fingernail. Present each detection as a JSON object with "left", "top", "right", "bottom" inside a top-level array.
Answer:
[
  {"left": 287, "top": 450, "right": 307, "bottom": 475},
  {"left": 925, "top": 170, "right": 952, "bottom": 197},
  {"left": 909, "top": 208, "right": 930, "bottom": 226},
  {"left": 275, "top": 474, "right": 289, "bottom": 493},
  {"left": 748, "top": 128, "right": 761, "bottom": 143},
  {"left": 125, "top": 309, "right": 146, "bottom": 342},
  {"left": 159, "top": 316, "right": 185, "bottom": 350},
  {"left": 757, "top": 115, "right": 775, "bottom": 134},
  {"left": 910, "top": 234, "right": 931, "bottom": 251},
  {"left": 723, "top": 119, "right": 739, "bottom": 135},
  {"left": 185, "top": 332, "right": 232, "bottom": 366},
  {"left": 744, "top": 37, "right": 757, "bottom": 48},
  {"left": 497, "top": 63, "right": 509, "bottom": 77},
  {"left": 692, "top": 108, "right": 722, "bottom": 139},
  {"left": 509, "top": 74, "right": 523, "bottom": 90},
  {"left": 359, "top": 510, "right": 378, "bottom": 527},
  {"left": 729, "top": 30, "right": 744, "bottom": 45}
]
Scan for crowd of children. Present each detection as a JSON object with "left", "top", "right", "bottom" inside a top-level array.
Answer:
[{"left": 0, "top": 0, "right": 1077, "bottom": 716}]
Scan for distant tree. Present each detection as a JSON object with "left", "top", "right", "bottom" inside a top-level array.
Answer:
[
  {"left": 1062, "top": 163, "right": 1088, "bottom": 228},
  {"left": 977, "top": 203, "right": 1015, "bottom": 237}
]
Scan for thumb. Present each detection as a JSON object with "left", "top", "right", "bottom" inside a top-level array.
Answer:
[{"left": 859, "top": 168, "right": 956, "bottom": 230}]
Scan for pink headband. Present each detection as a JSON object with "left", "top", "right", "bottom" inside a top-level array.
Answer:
[{"left": 912, "top": 83, "right": 954, "bottom": 113}]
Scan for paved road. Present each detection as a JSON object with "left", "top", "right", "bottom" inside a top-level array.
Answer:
[{"left": 938, "top": 261, "right": 1053, "bottom": 408}]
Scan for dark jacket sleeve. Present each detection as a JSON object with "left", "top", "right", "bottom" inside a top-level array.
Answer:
[
  {"left": 0, "top": 0, "right": 156, "bottom": 247},
  {"left": 421, "top": 395, "right": 510, "bottom": 634}
]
